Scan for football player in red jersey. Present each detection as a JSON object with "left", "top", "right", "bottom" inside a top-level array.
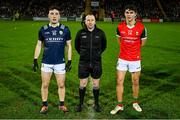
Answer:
[{"left": 110, "top": 4, "right": 147, "bottom": 114}]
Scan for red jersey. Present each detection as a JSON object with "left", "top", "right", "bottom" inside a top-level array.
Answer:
[{"left": 117, "top": 21, "right": 147, "bottom": 61}]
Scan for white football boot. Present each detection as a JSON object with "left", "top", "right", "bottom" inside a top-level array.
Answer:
[
  {"left": 110, "top": 105, "right": 124, "bottom": 114},
  {"left": 133, "top": 102, "right": 142, "bottom": 112}
]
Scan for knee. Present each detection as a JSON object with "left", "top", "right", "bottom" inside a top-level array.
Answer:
[
  {"left": 58, "top": 83, "right": 65, "bottom": 89},
  {"left": 132, "top": 78, "right": 139, "bottom": 86},
  {"left": 80, "top": 80, "right": 87, "bottom": 87},
  {"left": 93, "top": 81, "right": 99, "bottom": 88},
  {"left": 117, "top": 78, "right": 124, "bottom": 86},
  {"left": 42, "top": 84, "right": 49, "bottom": 89}
]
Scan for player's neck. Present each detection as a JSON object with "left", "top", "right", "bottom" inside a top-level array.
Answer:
[
  {"left": 49, "top": 23, "right": 59, "bottom": 27},
  {"left": 87, "top": 27, "right": 95, "bottom": 32},
  {"left": 126, "top": 20, "right": 136, "bottom": 27}
]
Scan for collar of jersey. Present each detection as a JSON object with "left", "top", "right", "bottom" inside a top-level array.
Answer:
[
  {"left": 49, "top": 23, "right": 60, "bottom": 28},
  {"left": 125, "top": 20, "right": 136, "bottom": 28},
  {"left": 84, "top": 25, "right": 97, "bottom": 32}
]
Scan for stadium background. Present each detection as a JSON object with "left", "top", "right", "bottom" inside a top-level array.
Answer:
[
  {"left": 0, "top": 0, "right": 179, "bottom": 21},
  {"left": 0, "top": 0, "right": 180, "bottom": 119}
]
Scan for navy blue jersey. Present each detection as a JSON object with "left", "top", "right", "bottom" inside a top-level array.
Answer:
[{"left": 38, "top": 24, "right": 71, "bottom": 64}]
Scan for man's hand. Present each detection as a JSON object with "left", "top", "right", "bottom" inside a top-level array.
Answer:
[
  {"left": 33, "top": 59, "right": 38, "bottom": 72},
  {"left": 65, "top": 60, "right": 72, "bottom": 72}
]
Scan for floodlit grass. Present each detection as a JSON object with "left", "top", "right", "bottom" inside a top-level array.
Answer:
[{"left": 0, "top": 20, "right": 180, "bottom": 119}]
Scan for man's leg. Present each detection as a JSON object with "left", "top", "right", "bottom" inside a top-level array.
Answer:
[
  {"left": 55, "top": 73, "right": 68, "bottom": 112},
  {"left": 76, "top": 63, "right": 89, "bottom": 112},
  {"left": 40, "top": 71, "right": 52, "bottom": 113},
  {"left": 131, "top": 71, "right": 142, "bottom": 112},
  {"left": 116, "top": 71, "right": 126, "bottom": 103},
  {"left": 91, "top": 64, "right": 102, "bottom": 112},
  {"left": 92, "top": 78, "right": 101, "bottom": 112},
  {"left": 55, "top": 73, "right": 65, "bottom": 103},
  {"left": 41, "top": 71, "right": 52, "bottom": 101},
  {"left": 110, "top": 70, "right": 126, "bottom": 114},
  {"left": 79, "top": 78, "right": 88, "bottom": 104},
  {"left": 131, "top": 71, "right": 140, "bottom": 99},
  {"left": 76, "top": 78, "right": 88, "bottom": 112}
]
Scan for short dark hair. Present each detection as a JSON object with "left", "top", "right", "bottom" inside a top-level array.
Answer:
[
  {"left": 85, "top": 13, "right": 96, "bottom": 21},
  {"left": 86, "top": 13, "right": 94, "bottom": 17},
  {"left": 124, "top": 4, "right": 137, "bottom": 13},
  {"left": 48, "top": 6, "right": 60, "bottom": 12}
]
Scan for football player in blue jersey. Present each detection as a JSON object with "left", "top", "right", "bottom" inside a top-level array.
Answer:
[{"left": 32, "top": 6, "right": 72, "bottom": 114}]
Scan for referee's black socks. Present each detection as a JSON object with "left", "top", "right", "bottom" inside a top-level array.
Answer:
[
  {"left": 93, "top": 87, "right": 99, "bottom": 105},
  {"left": 79, "top": 87, "right": 86, "bottom": 105}
]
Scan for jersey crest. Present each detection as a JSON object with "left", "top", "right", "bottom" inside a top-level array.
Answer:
[
  {"left": 59, "top": 30, "right": 63, "bottom": 35},
  {"left": 60, "top": 24, "right": 65, "bottom": 30},
  {"left": 59, "top": 24, "right": 66, "bottom": 35},
  {"left": 43, "top": 25, "right": 48, "bottom": 30}
]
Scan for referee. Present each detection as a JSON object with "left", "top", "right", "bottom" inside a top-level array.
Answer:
[{"left": 75, "top": 14, "right": 107, "bottom": 112}]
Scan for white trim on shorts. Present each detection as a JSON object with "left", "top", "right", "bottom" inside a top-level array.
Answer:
[
  {"left": 116, "top": 58, "right": 141, "bottom": 72},
  {"left": 41, "top": 63, "right": 66, "bottom": 74}
]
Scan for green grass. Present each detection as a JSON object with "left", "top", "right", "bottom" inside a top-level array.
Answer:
[{"left": 0, "top": 20, "right": 180, "bottom": 119}]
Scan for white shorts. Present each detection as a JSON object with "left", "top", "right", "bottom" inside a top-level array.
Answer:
[
  {"left": 116, "top": 59, "right": 141, "bottom": 72},
  {"left": 41, "top": 63, "right": 65, "bottom": 74}
]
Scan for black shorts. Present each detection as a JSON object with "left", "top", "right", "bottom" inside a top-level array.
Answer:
[{"left": 78, "top": 63, "right": 102, "bottom": 79}]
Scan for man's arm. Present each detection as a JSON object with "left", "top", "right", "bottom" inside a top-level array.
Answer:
[
  {"left": 117, "top": 36, "right": 121, "bottom": 45},
  {"left": 141, "top": 27, "right": 147, "bottom": 47},
  {"left": 101, "top": 32, "right": 107, "bottom": 53},
  {"left": 65, "top": 40, "right": 72, "bottom": 72},
  {"left": 75, "top": 31, "right": 81, "bottom": 54},
  {"left": 32, "top": 40, "right": 42, "bottom": 71},
  {"left": 66, "top": 40, "right": 72, "bottom": 61},
  {"left": 141, "top": 39, "right": 147, "bottom": 47},
  {"left": 116, "top": 27, "right": 121, "bottom": 44},
  {"left": 34, "top": 40, "right": 42, "bottom": 59}
]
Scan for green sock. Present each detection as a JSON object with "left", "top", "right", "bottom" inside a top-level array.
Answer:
[
  {"left": 117, "top": 101, "right": 123, "bottom": 105},
  {"left": 133, "top": 97, "right": 138, "bottom": 102},
  {"left": 59, "top": 101, "right": 64, "bottom": 106}
]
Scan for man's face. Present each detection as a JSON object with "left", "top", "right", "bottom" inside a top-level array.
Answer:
[
  {"left": 85, "top": 15, "right": 96, "bottom": 29},
  {"left": 124, "top": 9, "right": 137, "bottom": 22},
  {"left": 48, "top": 9, "right": 60, "bottom": 24}
]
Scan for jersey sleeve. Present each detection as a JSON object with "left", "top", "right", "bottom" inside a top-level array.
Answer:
[
  {"left": 38, "top": 28, "right": 44, "bottom": 42},
  {"left": 65, "top": 27, "right": 72, "bottom": 41},
  {"left": 141, "top": 27, "right": 147, "bottom": 40},
  {"left": 75, "top": 30, "right": 81, "bottom": 54},
  {"left": 101, "top": 31, "right": 107, "bottom": 53},
  {"left": 116, "top": 27, "right": 120, "bottom": 37}
]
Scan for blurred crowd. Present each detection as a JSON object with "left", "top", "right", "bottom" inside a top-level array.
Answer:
[
  {"left": 105, "top": 0, "right": 179, "bottom": 19},
  {"left": 0, "top": 0, "right": 84, "bottom": 18},
  {"left": 0, "top": 0, "right": 179, "bottom": 20}
]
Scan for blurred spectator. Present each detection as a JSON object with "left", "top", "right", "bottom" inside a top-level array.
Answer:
[
  {"left": 110, "top": 11, "right": 115, "bottom": 23},
  {"left": 0, "top": 0, "right": 179, "bottom": 21},
  {"left": 13, "top": 10, "right": 20, "bottom": 21}
]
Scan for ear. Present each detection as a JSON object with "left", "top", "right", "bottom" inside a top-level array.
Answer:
[
  {"left": 48, "top": 13, "right": 50, "bottom": 19},
  {"left": 134, "top": 12, "right": 137, "bottom": 18},
  {"left": 58, "top": 14, "right": 60, "bottom": 19}
]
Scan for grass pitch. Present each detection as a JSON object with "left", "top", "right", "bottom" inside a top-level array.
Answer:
[{"left": 0, "top": 20, "right": 180, "bottom": 119}]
